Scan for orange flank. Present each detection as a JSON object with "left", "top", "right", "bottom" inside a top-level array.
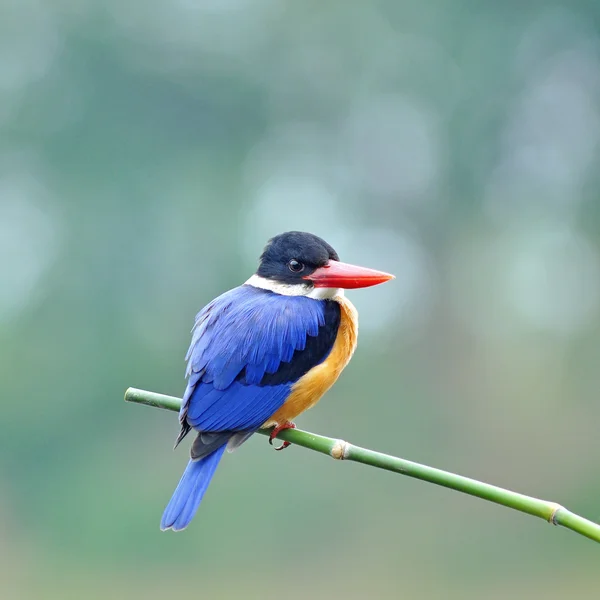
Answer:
[{"left": 263, "top": 295, "right": 359, "bottom": 427}]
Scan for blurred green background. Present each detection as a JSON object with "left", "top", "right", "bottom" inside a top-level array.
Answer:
[{"left": 2, "top": 1, "right": 600, "bottom": 598}]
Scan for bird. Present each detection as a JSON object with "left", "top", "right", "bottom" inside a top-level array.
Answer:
[{"left": 160, "top": 231, "right": 394, "bottom": 531}]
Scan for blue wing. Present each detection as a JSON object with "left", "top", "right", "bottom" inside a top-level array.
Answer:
[{"left": 177, "top": 285, "right": 340, "bottom": 448}]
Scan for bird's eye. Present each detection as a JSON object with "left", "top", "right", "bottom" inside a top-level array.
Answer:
[{"left": 287, "top": 259, "right": 305, "bottom": 273}]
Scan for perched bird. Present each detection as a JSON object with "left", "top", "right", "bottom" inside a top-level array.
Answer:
[{"left": 161, "top": 231, "right": 394, "bottom": 531}]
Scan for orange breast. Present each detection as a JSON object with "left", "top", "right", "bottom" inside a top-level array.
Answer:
[{"left": 263, "top": 295, "right": 358, "bottom": 427}]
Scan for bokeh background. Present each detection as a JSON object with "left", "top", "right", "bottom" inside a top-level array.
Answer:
[{"left": 2, "top": 1, "right": 600, "bottom": 598}]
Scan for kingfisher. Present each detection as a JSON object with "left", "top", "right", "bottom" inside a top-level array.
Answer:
[{"left": 161, "top": 231, "right": 394, "bottom": 531}]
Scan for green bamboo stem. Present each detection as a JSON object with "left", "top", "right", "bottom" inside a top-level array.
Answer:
[{"left": 124, "top": 386, "right": 600, "bottom": 545}]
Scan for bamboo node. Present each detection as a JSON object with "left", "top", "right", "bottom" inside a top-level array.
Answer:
[
  {"left": 548, "top": 503, "right": 564, "bottom": 525},
  {"left": 330, "top": 440, "right": 350, "bottom": 460}
]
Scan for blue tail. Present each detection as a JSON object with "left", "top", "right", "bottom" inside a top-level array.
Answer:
[{"left": 160, "top": 445, "right": 227, "bottom": 531}]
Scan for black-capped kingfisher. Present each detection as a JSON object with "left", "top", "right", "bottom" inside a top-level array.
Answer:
[{"left": 161, "top": 231, "right": 394, "bottom": 531}]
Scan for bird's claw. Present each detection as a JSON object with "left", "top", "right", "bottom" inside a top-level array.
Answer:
[{"left": 269, "top": 422, "right": 296, "bottom": 451}]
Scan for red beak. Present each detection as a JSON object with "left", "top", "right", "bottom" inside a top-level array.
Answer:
[{"left": 304, "top": 260, "right": 395, "bottom": 289}]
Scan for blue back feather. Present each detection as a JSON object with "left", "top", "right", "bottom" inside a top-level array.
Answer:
[{"left": 179, "top": 285, "right": 339, "bottom": 435}]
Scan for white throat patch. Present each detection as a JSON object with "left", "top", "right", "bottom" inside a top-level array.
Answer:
[{"left": 245, "top": 274, "right": 343, "bottom": 300}]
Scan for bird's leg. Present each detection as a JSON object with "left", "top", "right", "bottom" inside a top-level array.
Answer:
[{"left": 269, "top": 422, "right": 296, "bottom": 451}]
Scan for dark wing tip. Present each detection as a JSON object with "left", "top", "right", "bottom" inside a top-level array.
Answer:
[{"left": 173, "top": 422, "right": 192, "bottom": 449}]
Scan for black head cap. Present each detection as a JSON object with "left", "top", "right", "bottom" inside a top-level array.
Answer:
[{"left": 256, "top": 231, "right": 340, "bottom": 284}]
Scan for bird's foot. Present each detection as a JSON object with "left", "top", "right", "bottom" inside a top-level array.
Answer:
[{"left": 269, "top": 422, "right": 296, "bottom": 451}]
